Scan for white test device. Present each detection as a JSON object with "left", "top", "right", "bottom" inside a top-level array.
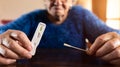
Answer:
[{"left": 30, "top": 22, "right": 46, "bottom": 55}]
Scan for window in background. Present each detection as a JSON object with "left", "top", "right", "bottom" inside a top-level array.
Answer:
[{"left": 106, "top": 0, "right": 120, "bottom": 29}]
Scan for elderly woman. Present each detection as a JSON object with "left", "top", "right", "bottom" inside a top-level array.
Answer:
[{"left": 0, "top": 0, "right": 120, "bottom": 65}]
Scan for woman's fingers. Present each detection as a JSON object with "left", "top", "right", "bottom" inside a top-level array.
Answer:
[
  {"left": 0, "top": 45, "right": 20, "bottom": 59},
  {"left": 87, "top": 32, "right": 120, "bottom": 65},
  {"left": 0, "top": 55, "right": 16, "bottom": 65},
  {"left": 1, "top": 37, "right": 32, "bottom": 59},
  {"left": 101, "top": 47, "right": 120, "bottom": 61},
  {"left": 110, "top": 58, "right": 120, "bottom": 65},
  {"left": 88, "top": 32, "right": 119, "bottom": 55},
  {"left": 95, "top": 38, "right": 120, "bottom": 57},
  {"left": 10, "top": 31, "right": 32, "bottom": 51},
  {"left": 88, "top": 34, "right": 112, "bottom": 55},
  {"left": 0, "top": 30, "right": 32, "bottom": 59}
]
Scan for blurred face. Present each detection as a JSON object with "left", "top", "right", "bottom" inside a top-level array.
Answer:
[{"left": 44, "top": 0, "right": 73, "bottom": 21}]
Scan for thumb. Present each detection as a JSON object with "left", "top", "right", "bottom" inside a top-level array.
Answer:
[{"left": 85, "top": 39, "right": 92, "bottom": 55}]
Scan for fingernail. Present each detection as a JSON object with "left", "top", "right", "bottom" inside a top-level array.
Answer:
[
  {"left": 2, "top": 38, "right": 10, "bottom": 48},
  {"left": 0, "top": 46, "right": 5, "bottom": 56},
  {"left": 10, "top": 32, "right": 18, "bottom": 38}
]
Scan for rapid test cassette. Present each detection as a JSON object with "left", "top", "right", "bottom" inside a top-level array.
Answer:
[{"left": 30, "top": 22, "right": 46, "bottom": 55}]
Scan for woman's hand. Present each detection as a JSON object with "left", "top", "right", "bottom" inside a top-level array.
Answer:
[
  {"left": 0, "top": 29, "right": 32, "bottom": 65},
  {"left": 88, "top": 32, "right": 120, "bottom": 65}
]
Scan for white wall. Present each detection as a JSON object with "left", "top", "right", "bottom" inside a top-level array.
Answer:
[
  {"left": 106, "top": 0, "right": 120, "bottom": 29},
  {"left": 0, "top": 0, "right": 45, "bottom": 20}
]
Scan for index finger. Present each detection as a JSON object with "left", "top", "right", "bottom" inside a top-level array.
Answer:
[
  {"left": 10, "top": 30, "right": 32, "bottom": 51},
  {"left": 88, "top": 32, "right": 115, "bottom": 55}
]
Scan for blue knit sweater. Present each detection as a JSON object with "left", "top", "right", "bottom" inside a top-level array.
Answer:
[{"left": 0, "top": 6, "right": 119, "bottom": 48}]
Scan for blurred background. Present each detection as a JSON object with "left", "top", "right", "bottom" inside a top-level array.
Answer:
[{"left": 0, "top": 0, "right": 120, "bottom": 29}]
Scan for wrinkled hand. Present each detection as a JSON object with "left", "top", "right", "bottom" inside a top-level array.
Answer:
[
  {"left": 87, "top": 32, "right": 120, "bottom": 65},
  {"left": 0, "top": 29, "right": 32, "bottom": 65}
]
